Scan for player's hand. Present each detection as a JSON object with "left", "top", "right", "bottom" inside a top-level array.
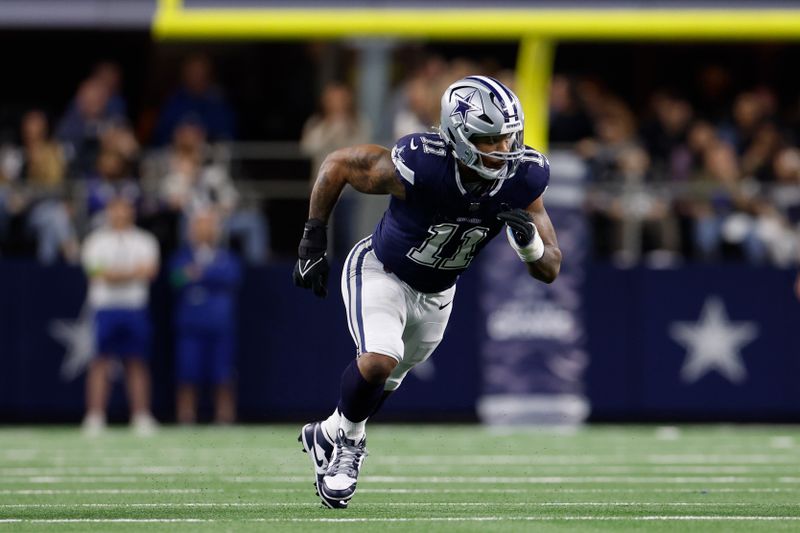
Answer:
[
  {"left": 292, "top": 218, "right": 330, "bottom": 298},
  {"left": 497, "top": 208, "right": 537, "bottom": 246}
]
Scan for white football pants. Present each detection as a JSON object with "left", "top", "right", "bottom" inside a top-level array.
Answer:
[{"left": 341, "top": 236, "right": 456, "bottom": 391}]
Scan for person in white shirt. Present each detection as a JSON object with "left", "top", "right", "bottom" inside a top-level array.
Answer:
[{"left": 81, "top": 196, "right": 160, "bottom": 436}]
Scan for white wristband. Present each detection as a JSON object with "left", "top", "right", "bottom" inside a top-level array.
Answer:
[{"left": 506, "top": 225, "right": 545, "bottom": 263}]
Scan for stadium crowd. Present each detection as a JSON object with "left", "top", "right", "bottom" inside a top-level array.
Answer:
[
  {"left": 0, "top": 53, "right": 798, "bottom": 268},
  {"left": 0, "top": 55, "right": 266, "bottom": 267}
]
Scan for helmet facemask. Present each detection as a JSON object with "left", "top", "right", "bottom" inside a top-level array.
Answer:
[{"left": 452, "top": 127, "right": 525, "bottom": 181}]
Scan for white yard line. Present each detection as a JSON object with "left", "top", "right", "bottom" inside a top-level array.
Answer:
[
  {"left": 1, "top": 474, "right": 794, "bottom": 484},
  {"left": 0, "top": 502, "right": 778, "bottom": 508},
  {"left": 1, "top": 516, "right": 799, "bottom": 524},
  {"left": 6, "top": 454, "right": 799, "bottom": 466},
  {"left": 0, "top": 486, "right": 796, "bottom": 495},
  {"left": 223, "top": 475, "right": 782, "bottom": 484},
  {"left": 2, "top": 465, "right": 795, "bottom": 475},
  {"left": 0, "top": 489, "right": 216, "bottom": 495}
]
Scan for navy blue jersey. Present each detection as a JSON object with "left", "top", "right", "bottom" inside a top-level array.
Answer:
[{"left": 371, "top": 132, "right": 549, "bottom": 293}]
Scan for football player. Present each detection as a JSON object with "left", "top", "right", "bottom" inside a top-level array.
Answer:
[{"left": 294, "top": 76, "right": 562, "bottom": 509}]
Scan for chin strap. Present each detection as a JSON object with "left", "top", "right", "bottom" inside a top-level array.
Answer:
[{"left": 506, "top": 226, "right": 545, "bottom": 262}]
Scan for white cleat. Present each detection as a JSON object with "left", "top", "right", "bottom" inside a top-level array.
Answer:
[
  {"left": 319, "top": 429, "right": 367, "bottom": 509},
  {"left": 298, "top": 421, "right": 335, "bottom": 497}
]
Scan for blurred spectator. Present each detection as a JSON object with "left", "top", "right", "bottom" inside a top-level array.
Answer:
[
  {"left": 741, "top": 122, "right": 782, "bottom": 182},
  {"left": 170, "top": 209, "right": 242, "bottom": 424},
  {"left": 694, "top": 65, "right": 733, "bottom": 123},
  {"left": 577, "top": 100, "right": 643, "bottom": 181},
  {"left": 719, "top": 91, "right": 771, "bottom": 155},
  {"left": 91, "top": 62, "right": 128, "bottom": 118},
  {"left": 80, "top": 197, "right": 160, "bottom": 436},
  {"left": 154, "top": 54, "right": 236, "bottom": 146},
  {"left": 685, "top": 141, "right": 765, "bottom": 262},
  {"left": 144, "top": 117, "right": 267, "bottom": 264},
  {"left": 0, "top": 110, "right": 67, "bottom": 187},
  {"left": 100, "top": 122, "right": 140, "bottom": 169},
  {"left": 56, "top": 79, "right": 126, "bottom": 176},
  {"left": 158, "top": 120, "right": 237, "bottom": 215},
  {"left": 579, "top": 99, "right": 680, "bottom": 262},
  {"left": 640, "top": 91, "right": 693, "bottom": 175},
  {"left": 753, "top": 147, "right": 800, "bottom": 266},
  {"left": 300, "top": 81, "right": 371, "bottom": 175},
  {"left": 0, "top": 111, "right": 78, "bottom": 263},
  {"left": 86, "top": 148, "right": 141, "bottom": 228},
  {"left": 549, "top": 74, "right": 594, "bottom": 144},
  {"left": 18, "top": 110, "right": 67, "bottom": 187},
  {"left": 392, "top": 74, "right": 439, "bottom": 139},
  {"left": 300, "top": 81, "right": 371, "bottom": 256},
  {"left": 671, "top": 120, "right": 718, "bottom": 183},
  {"left": 770, "top": 147, "right": 800, "bottom": 224},
  {"left": 380, "top": 54, "right": 445, "bottom": 141}
]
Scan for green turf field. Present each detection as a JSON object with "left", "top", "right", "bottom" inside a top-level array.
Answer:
[{"left": 1, "top": 425, "right": 799, "bottom": 532}]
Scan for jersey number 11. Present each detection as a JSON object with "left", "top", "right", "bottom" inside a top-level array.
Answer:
[{"left": 407, "top": 223, "right": 489, "bottom": 270}]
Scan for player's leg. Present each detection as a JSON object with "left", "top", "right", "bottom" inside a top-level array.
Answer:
[
  {"left": 121, "top": 310, "right": 157, "bottom": 435},
  {"left": 354, "top": 286, "right": 457, "bottom": 422},
  {"left": 211, "top": 329, "right": 236, "bottom": 425},
  {"left": 176, "top": 385, "right": 197, "bottom": 424},
  {"left": 299, "top": 237, "right": 388, "bottom": 497},
  {"left": 214, "top": 385, "right": 236, "bottom": 425},
  {"left": 83, "top": 309, "right": 116, "bottom": 435},
  {"left": 312, "top": 238, "right": 408, "bottom": 508},
  {"left": 84, "top": 358, "right": 112, "bottom": 435},
  {"left": 382, "top": 285, "right": 456, "bottom": 398},
  {"left": 336, "top": 240, "right": 406, "bottom": 436},
  {"left": 337, "top": 352, "right": 398, "bottom": 439},
  {"left": 175, "top": 329, "right": 204, "bottom": 424},
  {"left": 125, "top": 359, "right": 154, "bottom": 432}
]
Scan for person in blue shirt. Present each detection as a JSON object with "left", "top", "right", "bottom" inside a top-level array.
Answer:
[
  {"left": 293, "top": 76, "right": 562, "bottom": 509},
  {"left": 170, "top": 209, "right": 242, "bottom": 424},
  {"left": 154, "top": 54, "right": 236, "bottom": 146}
]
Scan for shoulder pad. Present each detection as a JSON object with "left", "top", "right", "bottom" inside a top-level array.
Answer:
[
  {"left": 518, "top": 147, "right": 550, "bottom": 200},
  {"left": 391, "top": 132, "right": 450, "bottom": 186}
]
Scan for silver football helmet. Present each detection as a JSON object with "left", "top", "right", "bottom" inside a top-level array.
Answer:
[{"left": 439, "top": 75, "right": 525, "bottom": 180}]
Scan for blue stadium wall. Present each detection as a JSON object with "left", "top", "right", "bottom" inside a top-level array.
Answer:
[{"left": 0, "top": 260, "right": 798, "bottom": 423}]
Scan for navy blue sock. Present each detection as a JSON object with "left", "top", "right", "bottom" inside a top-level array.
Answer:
[
  {"left": 369, "top": 390, "right": 394, "bottom": 418},
  {"left": 337, "top": 359, "right": 385, "bottom": 423}
]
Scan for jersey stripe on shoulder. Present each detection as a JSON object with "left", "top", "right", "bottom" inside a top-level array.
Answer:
[
  {"left": 521, "top": 148, "right": 549, "bottom": 167},
  {"left": 391, "top": 144, "right": 415, "bottom": 185}
]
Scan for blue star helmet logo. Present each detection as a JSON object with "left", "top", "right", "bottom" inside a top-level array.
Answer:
[{"left": 450, "top": 89, "right": 481, "bottom": 125}]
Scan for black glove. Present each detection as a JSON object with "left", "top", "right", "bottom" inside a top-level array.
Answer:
[
  {"left": 292, "top": 218, "right": 330, "bottom": 298},
  {"left": 497, "top": 208, "right": 536, "bottom": 246}
]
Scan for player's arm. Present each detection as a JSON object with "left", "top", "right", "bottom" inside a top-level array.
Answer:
[
  {"left": 294, "top": 144, "right": 404, "bottom": 298},
  {"left": 81, "top": 245, "right": 131, "bottom": 284},
  {"left": 98, "top": 262, "right": 157, "bottom": 284},
  {"left": 523, "top": 197, "right": 562, "bottom": 283},
  {"left": 132, "top": 261, "right": 158, "bottom": 282},
  {"left": 497, "top": 196, "right": 562, "bottom": 284},
  {"left": 131, "top": 237, "right": 160, "bottom": 282},
  {"left": 308, "top": 144, "right": 405, "bottom": 222}
]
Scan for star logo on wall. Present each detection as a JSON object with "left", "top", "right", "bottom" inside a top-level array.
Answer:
[
  {"left": 450, "top": 89, "right": 481, "bottom": 124},
  {"left": 50, "top": 304, "right": 95, "bottom": 381},
  {"left": 669, "top": 296, "right": 758, "bottom": 384}
]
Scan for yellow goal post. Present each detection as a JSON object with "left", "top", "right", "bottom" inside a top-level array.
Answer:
[{"left": 154, "top": 0, "right": 800, "bottom": 151}]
